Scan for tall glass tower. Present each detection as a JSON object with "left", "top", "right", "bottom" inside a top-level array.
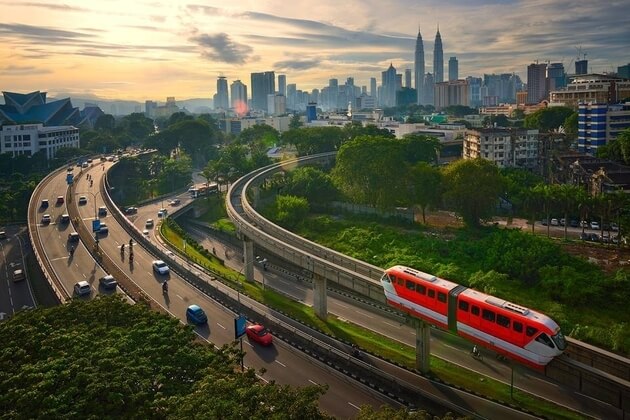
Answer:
[
  {"left": 414, "top": 27, "right": 425, "bottom": 104},
  {"left": 434, "top": 27, "right": 444, "bottom": 83}
]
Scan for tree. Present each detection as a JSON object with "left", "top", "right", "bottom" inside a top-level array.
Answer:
[
  {"left": 512, "top": 109, "right": 526, "bottom": 120},
  {"left": 94, "top": 114, "right": 115, "bottom": 132},
  {"left": 552, "top": 183, "right": 582, "bottom": 240},
  {"left": 407, "top": 162, "right": 442, "bottom": 224},
  {"left": 332, "top": 136, "right": 407, "bottom": 208},
  {"left": 0, "top": 296, "right": 331, "bottom": 418},
  {"left": 289, "top": 114, "right": 303, "bottom": 130},
  {"left": 532, "top": 183, "right": 555, "bottom": 237},
  {"left": 443, "top": 105, "right": 476, "bottom": 117},
  {"left": 238, "top": 124, "right": 279, "bottom": 146},
  {"left": 482, "top": 114, "right": 510, "bottom": 128},
  {"left": 281, "top": 126, "right": 345, "bottom": 156},
  {"left": 400, "top": 133, "right": 441, "bottom": 164},
  {"left": 442, "top": 159, "right": 505, "bottom": 227},
  {"left": 617, "top": 128, "right": 630, "bottom": 165},
  {"left": 168, "top": 111, "right": 194, "bottom": 126},
  {"left": 118, "top": 113, "right": 154, "bottom": 141},
  {"left": 284, "top": 167, "right": 337, "bottom": 203},
  {"left": 273, "top": 195, "right": 310, "bottom": 229},
  {"left": 342, "top": 122, "right": 395, "bottom": 140},
  {"left": 523, "top": 106, "right": 574, "bottom": 132},
  {"left": 563, "top": 112, "right": 578, "bottom": 141}
]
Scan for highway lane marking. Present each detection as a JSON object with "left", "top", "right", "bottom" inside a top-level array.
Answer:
[
  {"left": 383, "top": 321, "right": 401, "bottom": 329},
  {"left": 243, "top": 341, "right": 253, "bottom": 348},
  {"left": 49, "top": 257, "right": 69, "bottom": 262},
  {"left": 256, "top": 374, "right": 269, "bottom": 383},
  {"left": 274, "top": 360, "right": 286, "bottom": 367},
  {"left": 308, "top": 379, "right": 318, "bottom": 385},
  {"left": 355, "top": 310, "right": 374, "bottom": 319},
  {"left": 216, "top": 323, "right": 226, "bottom": 330},
  {"left": 82, "top": 273, "right": 86, "bottom": 278},
  {"left": 348, "top": 402, "right": 361, "bottom": 410},
  {"left": 176, "top": 294, "right": 183, "bottom": 300},
  {"left": 442, "top": 344, "right": 459, "bottom": 351},
  {"left": 332, "top": 301, "right": 349, "bottom": 308}
]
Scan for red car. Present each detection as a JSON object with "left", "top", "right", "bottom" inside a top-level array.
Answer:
[{"left": 245, "top": 324, "right": 273, "bottom": 346}]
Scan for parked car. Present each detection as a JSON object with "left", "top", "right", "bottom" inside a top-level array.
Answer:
[
  {"left": 98, "top": 206, "right": 108, "bottom": 216},
  {"left": 78, "top": 196, "right": 88, "bottom": 205},
  {"left": 611, "top": 223, "right": 619, "bottom": 231},
  {"left": 590, "top": 221, "right": 600, "bottom": 230},
  {"left": 41, "top": 199, "right": 49, "bottom": 209},
  {"left": 569, "top": 219, "right": 579, "bottom": 228},
  {"left": 99, "top": 275, "right": 117, "bottom": 290},
  {"left": 245, "top": 324, "right": 273, "bottom": 346},
  {"left": 541, "top": 218, "right": 548, "bottom": 226},
  {"left": 41, "top": 214, "right": 51, "bottom": 224},
  {"left": 56, "top": 196, "right": 64, "bottom": 205},
  {"left": 589, "top": 233, "right": 600, "bottom": 242},
  {"left": 186, "top": 305, "right": 207, "bottom": 325},
  {"left": 74, "top": 281, "right": 91, "bottom": 296},
  {"left": 581, "top": 220, "right": 589, "bottom": 228},
  {"left": 550, "top": 218, "right": 559, "bottom": 226},
  {"left": 559, "top": 218, "right": 566, "bottom": 226},
  {"left": 601, "top": 233, "right": 611, "bottom": 243},
  {"left": 580, "top": 232, "right": 589, "bottom": 241},
  {"left": 0, "top": 231, "right": 6, "bottom": 239},
  {"left": 152, "top": 260, "right": 169, "bottom": 275}
]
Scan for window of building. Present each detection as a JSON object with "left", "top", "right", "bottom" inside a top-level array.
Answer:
[{"left": 458, "top": 300, "right": 469, "bottom": 311}]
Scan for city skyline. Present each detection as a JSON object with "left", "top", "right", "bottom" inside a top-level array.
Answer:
[{"left": 1, "top": 0, "right": 629, "bottom": 102}]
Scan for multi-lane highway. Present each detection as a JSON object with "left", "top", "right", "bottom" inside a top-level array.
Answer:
[{"left": 0, "top": 227, "right": 35, "bottom": 319}]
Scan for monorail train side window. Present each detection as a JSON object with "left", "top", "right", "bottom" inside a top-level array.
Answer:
[
  {"left": 416, "top": 284, "right": 426, "bottom": 295},
  {"left": 427, "top": 289, "right": 435, "bottom": 298},
  {"left": 471, "top": 305, "right": 480, "bottom": 316},
  {"left": 458, "top": 300, "right": 469, "bottom": 312},
  {"left": 397, "top": 277, "right": 404, "bottom": 286},
  {"left": 437, "top": 292, "right": 447, "bottom": 303},
  {"left": 513, "top": 321, "right": 523, "bottom": 333},
  {"left": 482, "top": 309, "right": 496, "bottom": 322},
  {"left": 497, "top": 314, "right": 510, "bottom": 328},
  {"left": 535, "top": 333, "right": 555, "bottom": 348},
  {"left": 526, "top": 326, "right": 538, "bottom": 337},
  {"left": 406, "top": 280, "right": 415, "bottom": 291}
]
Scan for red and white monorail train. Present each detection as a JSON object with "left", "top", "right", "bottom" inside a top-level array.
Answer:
[{"left": 381, "top": 265, "right": 566, "bottom": 369}]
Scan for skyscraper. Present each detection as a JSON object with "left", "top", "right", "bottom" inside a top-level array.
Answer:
[
  {"left": 527, "top": 62, "right": 547, "bottom": 104},
  {"left": 370, "top": 77, "right": 377, "bottom": 99},
  {"left": 423, "top": 72, "right": 434, "bottom": 106},
  {"left": 414, "top": 28, "right": 425, "bottom": 104},
  {"left": 215, "top": 76, "right": 229, "bottom": 110},
  {"left": 286, "top": 83, "right": 297, "bottom": 110},
  {"left": 250, "top": 71, "right": 275, "bottom": 112},
  {"left": 448, "top": 56, "right": 458, "bottom": 81},
  {"left": 547, "top": 63, "right": 566, "bottom": 91},
  {"left": 278, "top": 74, "right": 287, "bottom": 97},
  {"left": 230, "top": 80, "right": 248, "bottom": 115},
  {"left": 404, "top": 69, "right": 412, "bottom": 88},
  {"left": 433, "top": 27, "right": 444, "bottom": 83},
  {"left": 381, "top": 63, "right": 398, "bottom": 107}
]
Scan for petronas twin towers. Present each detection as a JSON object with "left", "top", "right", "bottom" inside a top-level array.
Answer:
[{"left": 415, "top": 26, "right": 443, "bottom": 105}]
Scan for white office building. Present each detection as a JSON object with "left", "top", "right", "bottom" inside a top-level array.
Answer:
[{"left": 1, "top": 124, "right": 80, "bottom": 159}]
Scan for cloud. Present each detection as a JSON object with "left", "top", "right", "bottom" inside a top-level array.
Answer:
[
  {"left": 1, "top": 65, "right": 52, "bottom": 75},
  {"left": 0, "top": 23, "right": 93, "bottom": 42},
  {"left": 13, "top": 2, "right": 88, "bottom": 12},
  {"left": 273, "top": 58, "right": 320, "bottom": 71},
  {"left": 186, "top": 4, "right": 221, "bottom": 15},
  {"left": 189, "top": 33, "right": 254, "bottom": 64}
]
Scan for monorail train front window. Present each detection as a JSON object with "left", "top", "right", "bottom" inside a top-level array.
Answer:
[
  {"left": 551, "top": 331, "right": 567, "bottom": 350},
  {"left": 535, "top": 333, "right": 555, "bottom": 349},
  {"left": 381, "top": 273, "right": 392, "bottom": 283}
]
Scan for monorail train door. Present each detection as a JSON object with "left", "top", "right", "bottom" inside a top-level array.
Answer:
[{"left": 448, "top": 285, "right": 467, "bottom": 332}]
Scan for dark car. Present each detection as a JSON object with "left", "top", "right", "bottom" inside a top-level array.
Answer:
[
  {"left": 569, "top": 219, "right": 579, "bottom": 228},
  {"left": 186, "top": 305, "right": 207, "bottom": 325},
  {"left": 580, "top": 232, "right": 589, "bottom": 241},
  {"left": 541, "top": 218, "right": 548, "bottom": 226},
  {"left": 245, "top": 324, "right": 273, "bottom": 346},
  {"left": 589, "top": 233, "right": 600, "bottom": 242},
  {"left": 125, "top": 206, "right": 138, "bottom": 214},
  {"left": 41, "top": 199, "right": 49, "bottom": 209},
  {"left": 68, "top": 232, "right": 80, "bottom": 242}
]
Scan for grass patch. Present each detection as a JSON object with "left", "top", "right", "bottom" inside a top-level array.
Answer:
[{"left": 160, "top": 221, "right": 583, "bottom": 420}]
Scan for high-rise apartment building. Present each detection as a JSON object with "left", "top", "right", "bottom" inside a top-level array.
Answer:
[
  {"left": 370, "top": 77, "right": 377, "bottom": 99},
  {"left": 527, "top": 62, "right": 547, "bottom": 104},
  {"left": 578, "top": 102, "right": 630, "bottom": 156},
  {"left": 286, "top": 83, "right": 297, "bottom": 110},
  {"left": 433, "top": 27, "right": 444, "bottom": 83},
  {"left": 381, "top": 63, "right": 398, "bottom": 107},
  {"left": 278, "top": 74, "right": 287, "bottom": 97},
  {"left": 230, "top": 80, "right": 248, "bottom": 115},
  {"left": 547, "top": 63, "right": 566, "bottom": 91},
  {"left": 215, "top": 76, "right": 229, "bottom": 110},
  {"left": 617, "top": 63, "right": 630, "bottom": 79},
  {"left": 464, "top": 128, "right": 539, "bottom": 168},
  {"left": 423, "top": 72, "right": 434, "bottom": 106},
  {"left": 575, "top": 59, "right": 588, "bottom": 75},
  {"left": 250, "top": 71, "right": 275, "bottom": 113},
  {"left": 414, "top": 28, "right": 425, "bottom": 104},
  {"left": 466, "top": 77, "right": 482, "bottom": 108},
  {"left": 483, "top": 73, "right": 520, "bottom": 103},
  {"left": 404, "top": 69, "right": 412, "bottom": 88},
  {"left": 448, "top": 57, "right": 458, "bottom": 81},
  {"left": 435, "top": 80, "right": 469, "bottom": 110}
]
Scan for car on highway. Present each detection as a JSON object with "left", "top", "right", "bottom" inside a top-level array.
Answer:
[
  {"left": 152, "top": 260, "right": 169, "bottom": 275},
  {"left": 68, "top": 232, "right": 80, "bottom": 242},
  {"left": 60, "top": 214, "right": 70, "bottom": 223},
  {"left": 56, "top": 196, "right": 64, "bottom": 205},
  {"left": 145, "top": 219, "right": 154, "bottom": 228},
  {"left": 157, "top": 208, "right": 167, "bottom": 218},
  {"left": 98, "top": 206, "right": 108, "bottom": 216},
  {"left": 13, "top": 269, "right": 25, "bottom": 282},
  {"left": 245, "top": 324, "right": 273, "bottom": 346},
  {"left": 98, "top": 223, "right": 109, "bottom": 234},
  {"left": 170, "top": 198, "right": 180, "bottom": 206},
  {"left": 0, "top": 231, "right": 6, "bottom": 239},
  {"left": 590, "top": 221, "right": 600, "bottom": 230},
  {"left": 99, "top": 275, "right": 117, "bottom": 290},
  {"left": 142, "top": 229, "right": 150, "bottom": 236},
  {"left": 125, "top": 206, "right": 138, "bottom": 214},
  {"left": 81, "top": 162, "right": 88, "bottom": 168},
  {"left": 74, "top": 281, "right": 91, "bottom": 296},
  {"left": 41, "top": 199, "right": 49, "bottom": 209},
  {"left": 186, "top": 305, "right": 207, "bottom": 325},
  {"left": 41, "top": 214, "right": 51, "bottom": 224},
  {"left": 78, "top": 196, "right": 88, "bottom": 205}
]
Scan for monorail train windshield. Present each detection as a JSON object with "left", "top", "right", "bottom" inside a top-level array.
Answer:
[
  {"left": 380, "top": 273, "right": 392, "bottom": 283},
  {"left": 551, "top": 331, "right": 567, "bottom": 350}
]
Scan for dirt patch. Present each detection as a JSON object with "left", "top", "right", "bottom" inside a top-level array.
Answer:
[{"left": 561, "top": 242, "right": 630, "bottom": 274}]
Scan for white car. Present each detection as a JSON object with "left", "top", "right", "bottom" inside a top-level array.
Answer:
[
  {"left": 152, "top": 260, "right": 169, "bottom": 275},
  {"left": 74, "top": 281, "right": 91, "bottom": 296},
  {"left": 145, "top": 219, "right": 154, "bottom": 228},
  {"left": 590, "top": 221, "right": 600, "bottom": 230}
]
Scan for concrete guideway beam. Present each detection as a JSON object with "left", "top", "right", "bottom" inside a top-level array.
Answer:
[
  {"left": 415, "top": 319, "right": 431, "bottom": 374},
  {"left": 243, "top": 237, "right": 254, "bottom": 282},
  {"left": 313, "top": 273, "right": 327, "bottom": 319}
]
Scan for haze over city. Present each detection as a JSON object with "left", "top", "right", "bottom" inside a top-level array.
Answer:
[{"left": 1, "top": 0, "right": 629, "bottom": 101}]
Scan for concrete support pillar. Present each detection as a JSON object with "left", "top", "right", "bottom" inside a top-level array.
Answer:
[
  {"left": 313, "top": 273, "right": 327, "bottom": 319},
  {"left": 415, "top": 319, "right": 431, "bottom": 373},
  {"left": 251, "top": 186, "right": 260, "bottom": 208},
  {"left": 243, "top": 237, "right": 254, "bottom": 282}
]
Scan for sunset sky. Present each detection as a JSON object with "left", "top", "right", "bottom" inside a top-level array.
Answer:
[{"left": 1, "top": 0, "right": 628, "bottom": 102}]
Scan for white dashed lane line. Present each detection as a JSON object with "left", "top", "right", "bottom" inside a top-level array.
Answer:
[
  {"left": 216, "top": 323, "right": 226, "bottom": 330},
  {"left": 275, "top": 360, "right": 286, "bottom": 367},
  {"left": 308, "top": 379, "right": 318, "bottom": 385},
  {"left": 348, "top": 402, "right": 361, "bottom": 410}
]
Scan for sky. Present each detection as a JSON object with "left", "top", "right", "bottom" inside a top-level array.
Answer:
[{"left": 0, "top": 0, "right": 629, "bottom": 102}]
